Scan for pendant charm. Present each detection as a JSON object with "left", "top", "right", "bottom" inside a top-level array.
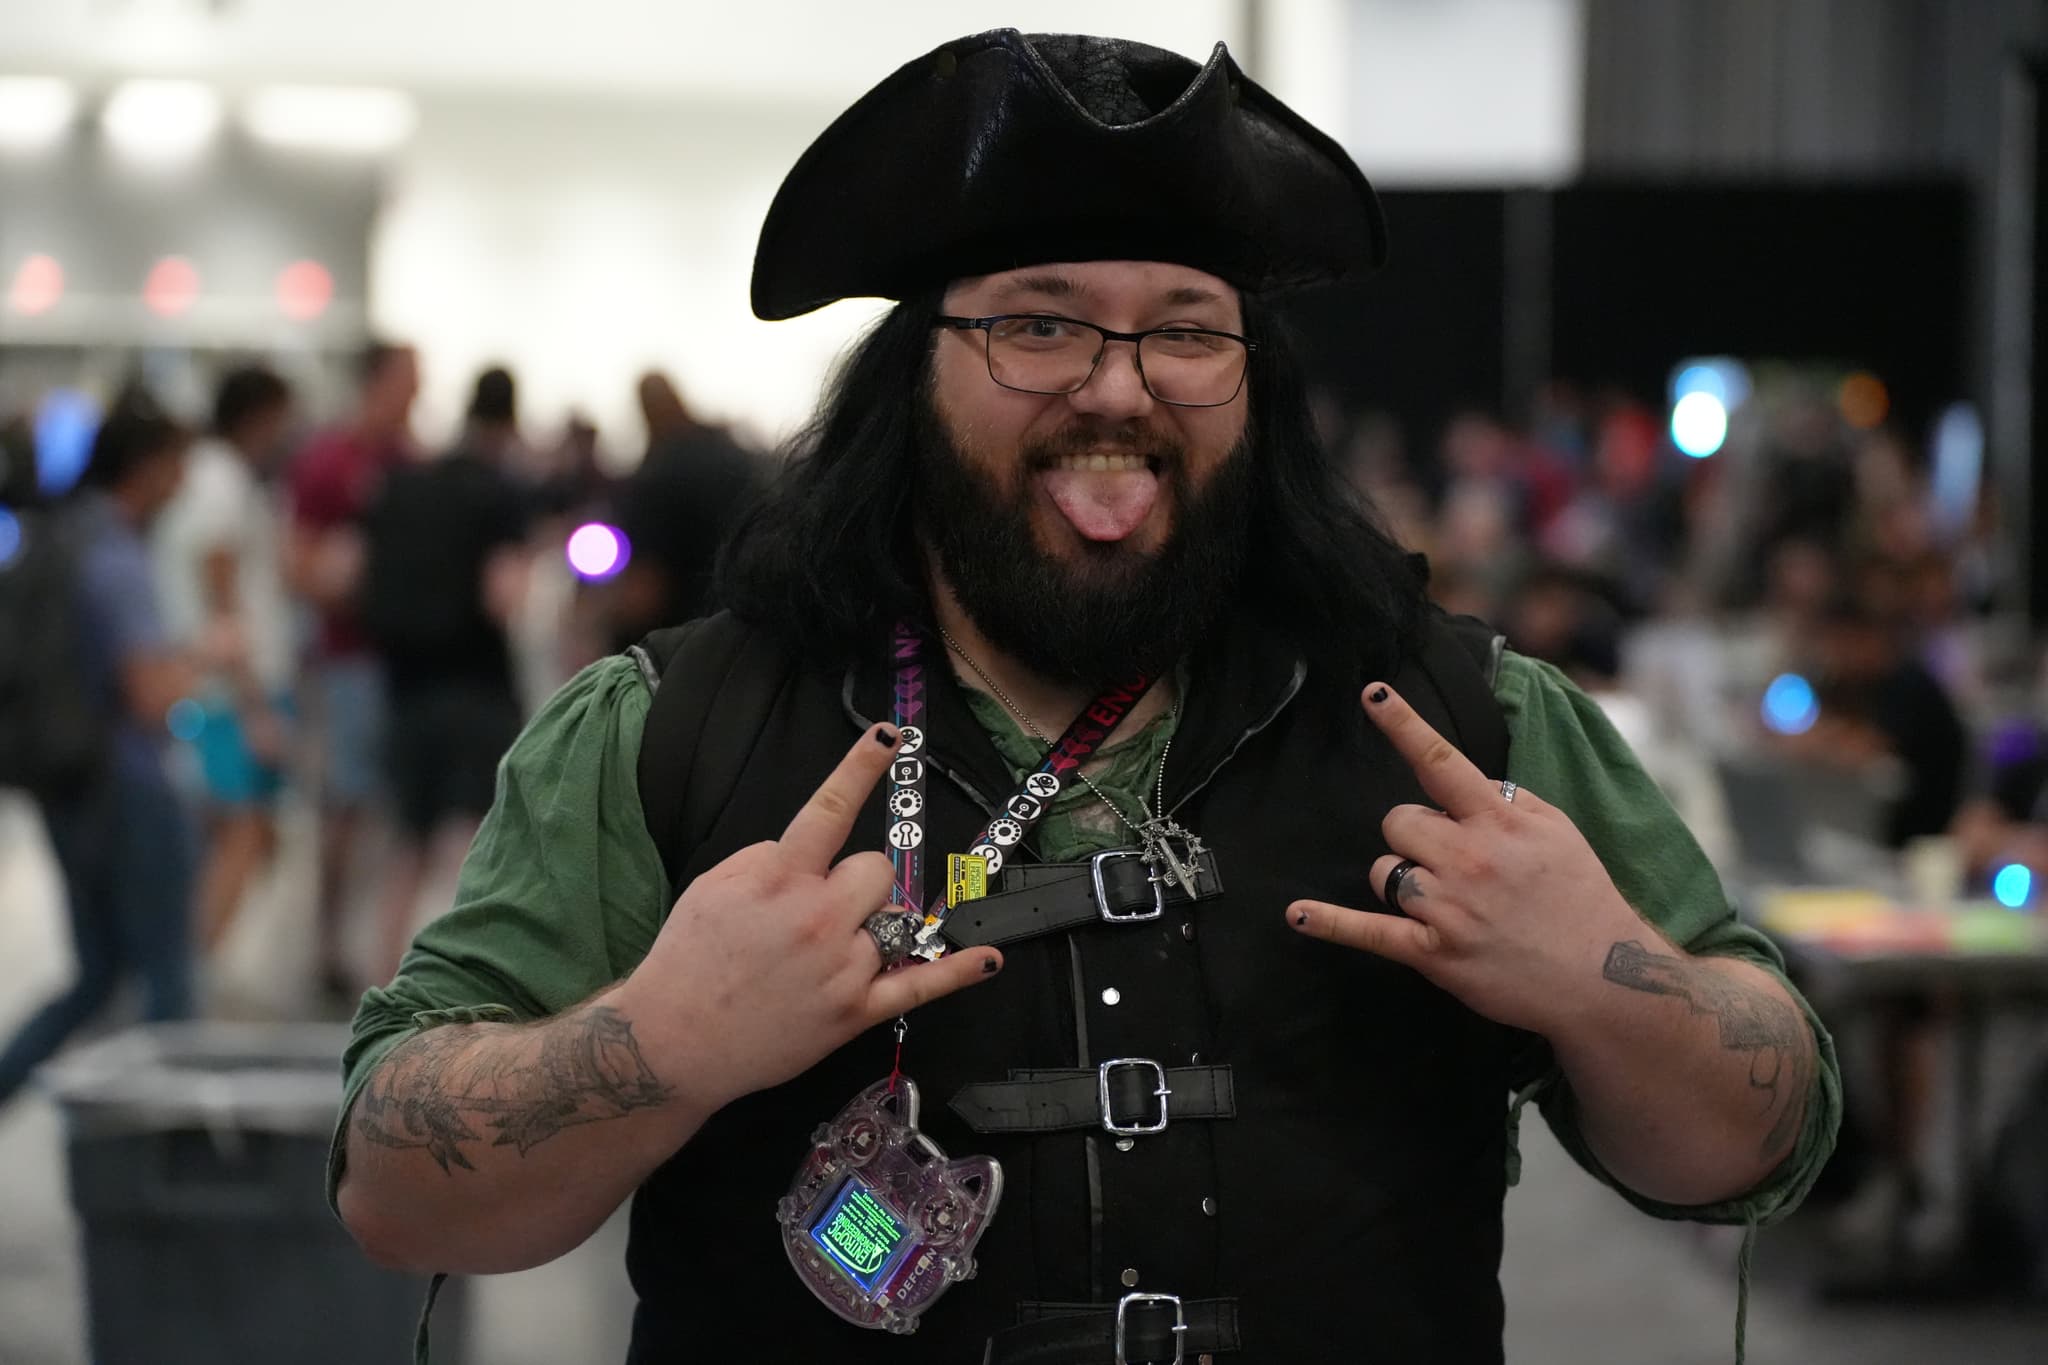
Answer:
[
  {"left": 778, "top": 1079, "right": 1004, "bottom": 1334},
  {"left": 1139, "top": 818, "right": 1207, "bottom": 894}
]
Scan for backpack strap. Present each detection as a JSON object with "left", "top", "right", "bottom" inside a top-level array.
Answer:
[
  {"left": 631, "top": 613, "right": 796, "bottom": 901},
  {"left": 1412, "top": 609, "right": 1510, "bottom": 779}
]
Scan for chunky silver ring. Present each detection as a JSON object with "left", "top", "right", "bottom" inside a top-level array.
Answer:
[
  {"left": 862, "top": 909, "right": 920, "bottom": 969},
  {"left": 1499, "top": 780, "right": 1519, "bottom": 805},
  {"left": 1381, "top": 859, "right": 1421, "bottom": 909}
]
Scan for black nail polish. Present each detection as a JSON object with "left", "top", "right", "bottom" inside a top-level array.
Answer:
[
  {"left": 982, "top": 957, "right": 1000, "bottom": 974},
  {"left": 1294, "top": 909, "right": 1309, "bottom": 926},
  {"left": 876, "top": 726, "right": 900, "bottom": 747},
  {"left": 1368, "top": 687, "right": 1389, "bottom": 704}
]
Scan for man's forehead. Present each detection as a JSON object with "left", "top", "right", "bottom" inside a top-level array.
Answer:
[{"left": 951, "top": 261, "right": 1239, "bottom": 309}]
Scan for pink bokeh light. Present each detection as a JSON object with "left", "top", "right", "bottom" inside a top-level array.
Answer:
[{"left": 566, "top": 522, "right": 629, "bottom": 581}]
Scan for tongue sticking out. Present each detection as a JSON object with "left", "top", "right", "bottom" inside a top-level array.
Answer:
[{"left": 1041, "top": 467, "right": 1160, "bottom": 542}]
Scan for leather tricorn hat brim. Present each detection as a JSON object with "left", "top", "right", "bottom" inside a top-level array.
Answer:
[{"left": 751, "top": 29, "right": 1387, "bottom": 320}]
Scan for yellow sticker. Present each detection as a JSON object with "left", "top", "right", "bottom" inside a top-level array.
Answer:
[{"left": 947, "top": 853, "right": 990, "bottom": 906}]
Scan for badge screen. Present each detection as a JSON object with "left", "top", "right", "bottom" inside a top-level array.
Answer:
[{"left": 807, "top": 1176, "right": 912, "bottom": 1293}]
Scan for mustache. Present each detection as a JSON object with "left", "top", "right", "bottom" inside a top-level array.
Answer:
[{"left": 1022, "top": 421, "right": 1184, "bottom": 471}]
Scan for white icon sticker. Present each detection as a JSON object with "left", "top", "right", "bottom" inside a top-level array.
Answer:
[
  {"left": 889, "top": 789, "right": 925, "bottom": 818},
  {"left": 888, "top": 820, "right": 924, "bottom": 850},
  {"left": 988, "top": 818, "right": 1024, "bottom": 847},
  {"left": 897, "top": 725, "right": 924, "bottom": 755},
  {"left": 970, "top": 843, "right": 1004, "bottom": 876},
  {"left": 1025, "top": 773, "right": 1061, "bottom": 799}
]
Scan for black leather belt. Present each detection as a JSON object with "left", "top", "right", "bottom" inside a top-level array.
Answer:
[
  {"left": 986, "top": 1295, "right": 1242, "bottom": 1364},
  {"left": 950, "top": 1061, "right": 1235, "bottom": 1135},
  {"left": 942, "top": 847, "right": 1224, "bottom": 950}
]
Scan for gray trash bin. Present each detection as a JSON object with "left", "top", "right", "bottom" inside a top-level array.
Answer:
[{"left": 43, "top": 1022, "right": 467, "bottom": 1364}]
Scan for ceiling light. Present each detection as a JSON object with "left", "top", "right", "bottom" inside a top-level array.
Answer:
[
  {"left": 102, "top": 79, "right": 222, "bottom": 163},
  {"left": 0, "top": 77, "right": 78, "bottom": 153},
  {"left": 244, "top": 85, "right": 417, "bottom": 155}
]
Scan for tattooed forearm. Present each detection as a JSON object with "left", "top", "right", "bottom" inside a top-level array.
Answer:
[
  {"left": 353, "top": 1006, "right": 672, "bottom": 1175},
  {"left": 1601, "top": 940, "right": 1813, "bottom": 1161}
]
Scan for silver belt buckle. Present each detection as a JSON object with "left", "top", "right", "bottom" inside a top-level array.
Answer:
[
  {"left": 1091, "top": 849, "right": 1165, "bottom": 923},
  {"left": 1115, "top": 1292, "right": 1187, "bottom": 1365},
  {"left": 1098, "top": 1058, "right": 1170, "bottom": 1136}
]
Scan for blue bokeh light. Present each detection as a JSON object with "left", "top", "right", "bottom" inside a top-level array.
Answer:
[
  {"left": 1762, "top": 673, "right": 1819, "bottom": 736},
  {"left": 1993, "top": 864, "right": 2033, "bottom": 910},
  {"left": 165, "top": 698, "right": 206, "bottom": 743},
  {"left": 0, "top": 505, "right": 20, "bottom": 569},
  {"left": 34, "top": 388, "right": 100, "bottom": 496},
  {"left": 1669, "top": 357, "right": 1752, "bottom": 408},
  {"left": 1671, "top": 392, "right": 1729, "bottom": 458},
  {"left": 1673, "top": 364, "right": 1729, "bottom": 405}
]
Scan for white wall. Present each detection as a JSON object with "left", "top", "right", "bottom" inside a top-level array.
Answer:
[
  {"left": 1338, "top": 0, "right": 1585, "bottom": 185},
  {"left": 370, "top": 94, "right": 873, "bottom": 452}
]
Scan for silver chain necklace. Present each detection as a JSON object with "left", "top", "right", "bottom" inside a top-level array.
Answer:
[{"left": 936, "top": 624, "right": 1207, "bottom": 892}]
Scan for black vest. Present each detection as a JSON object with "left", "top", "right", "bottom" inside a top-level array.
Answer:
[{"left": 622, "top": 610, "right": 1537, "bottom": 1364}]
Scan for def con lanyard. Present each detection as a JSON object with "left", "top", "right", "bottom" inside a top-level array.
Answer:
[{"left": 883, "top": 622, "right": 1157, "bottom": 957}]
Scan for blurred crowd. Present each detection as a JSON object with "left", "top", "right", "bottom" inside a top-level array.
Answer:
[
  {"left": 0, "top": 345, "right": 765, "bottom": 1115},
  {"left": 1338, "top": 378, "right": 2038, "bottom": 885}
]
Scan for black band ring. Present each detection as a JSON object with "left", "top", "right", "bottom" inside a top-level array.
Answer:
[
  {"left": 1381, "top": 859, "right": 1421, "bottom": 909},
  {"left": 863, "top": 909, "right": 920, "bottom": 969}
]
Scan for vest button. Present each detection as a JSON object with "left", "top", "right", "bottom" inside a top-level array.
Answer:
[
  {"left": 1180, "top": 921, "right": 1196, "bottom": 942},
  {"left": 1120, "top": 1267, "right": 1140, "bottom": 1287},
  {"left": 1115, "top": 1137, "right": 1135, "bottom": 1152},
  {"left": 1201, "top": 1196, "right": 1217, "bottom": 1216},
  {"left": 1189, "top": 1051, "right": 1203, "bottom": 1065},
  {"left": 1100, "top": 987, "right": 1121, "bottom": 1006}
]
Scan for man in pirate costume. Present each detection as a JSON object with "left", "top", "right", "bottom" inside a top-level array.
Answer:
[{"left": 333, "top": 30, "right": 1839, "bottom": 1364}]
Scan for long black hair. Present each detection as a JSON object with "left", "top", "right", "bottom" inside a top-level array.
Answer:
[{"left": 717, "top": 289, "right": 1426, "bottom": 674}]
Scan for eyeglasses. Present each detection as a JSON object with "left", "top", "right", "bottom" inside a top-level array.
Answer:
[{"left": 934, "top": 313, "right": 1255, "bottom": 408}]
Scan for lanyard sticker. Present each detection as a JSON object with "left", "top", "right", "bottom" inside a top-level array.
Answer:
[{"left": 946, "top": 853, "right": 989, "bottom": 906}]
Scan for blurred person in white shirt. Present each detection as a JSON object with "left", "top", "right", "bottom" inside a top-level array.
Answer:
[{"left": 151, "top": 365, "right": 297, "bottom": 952}]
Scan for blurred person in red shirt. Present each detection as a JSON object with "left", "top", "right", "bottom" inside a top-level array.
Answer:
[{"left": 285, "top": 340, "right": 418, "bottom": 996}]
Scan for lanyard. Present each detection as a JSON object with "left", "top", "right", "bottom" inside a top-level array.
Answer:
[{"left": 885, "top": 621, "right": 1157, "bottom": 927}]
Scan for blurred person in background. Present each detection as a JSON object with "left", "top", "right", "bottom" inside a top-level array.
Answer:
[
  {"left": 599, "top": 369, "right": 761, "bottom": 651},
  {"left": 0, "top": 394, "right": 199, "bottom": 1108},
  {"left": 357, "top": 365, "right": 532, "bottom": 983},
  {"left": 1777, "top": 590, "right": 1966, "bottom": 850},
  {"left": 1953, "top": 730, "right": 2048, "bottom": 890},
  {"left": 150, "top": 365, "right": 297, "bottom": 952},
  {"left": 286, "top": 339, "right": 417, "bottom": 996}
]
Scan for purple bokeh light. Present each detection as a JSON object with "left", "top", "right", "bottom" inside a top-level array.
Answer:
[{"left": 566, "top": 522, "right": 629, "bottom": 581}]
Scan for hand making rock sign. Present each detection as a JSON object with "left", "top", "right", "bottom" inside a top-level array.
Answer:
[
  {"left": 1285, "top": 682, "right": 1651, "bottom": 1038},
  {"left": 630, "top": 723, "right": 1005, "bottom": 1116}
]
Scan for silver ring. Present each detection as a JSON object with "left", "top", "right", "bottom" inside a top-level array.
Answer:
[
  {"left": 1381, "top": 859, "right": 1421, "bottom": 909},
  {"left": 862, "top": 910, "right": 920, "bottom": 969},
  {"left": 1499, "top": 780, "right": 1518, "bottom": 805}
]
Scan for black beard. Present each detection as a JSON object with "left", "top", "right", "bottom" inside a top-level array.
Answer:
[{"left": 912, "top": 396, "right": 1253, "bottom": 688}]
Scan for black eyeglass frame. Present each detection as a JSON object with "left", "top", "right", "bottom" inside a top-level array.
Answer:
[{"left": 933, "top": 313, "right": 1257, "bottom": 408}]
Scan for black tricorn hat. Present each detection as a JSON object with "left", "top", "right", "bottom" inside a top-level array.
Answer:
[{"left": 750, "top": 29, "right": 1387, "bottom": 320}]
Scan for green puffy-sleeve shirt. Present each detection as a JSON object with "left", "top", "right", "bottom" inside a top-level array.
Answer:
[{"left": 328, "top": 650, "right": 1841, "bottom": 1230}]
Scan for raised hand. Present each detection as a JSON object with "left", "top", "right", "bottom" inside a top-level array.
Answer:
[
  {"left": 621, "top": 724, "right": 1003, "bottom": 1114},
  {"left": 1284, "top": 683, "right": 1644, "bottom": 1036}
]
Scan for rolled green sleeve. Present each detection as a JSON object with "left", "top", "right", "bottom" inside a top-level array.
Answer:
[
  {"left": 325, "top": 654, "right": 671, "bottom": 1212},
  {"left": 1496, "top": 652, "right": 1843, "bottom": 1226}
]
